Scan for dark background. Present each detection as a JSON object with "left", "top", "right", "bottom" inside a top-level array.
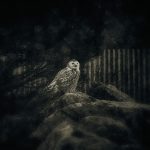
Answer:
[
  {"left": 0, "top": 1, "right": 150, "bottom": 150},
  {"left": 0, "top": 0, "right": 149, "bottom": 55},
  {"left": 0, "top": 0, "right": 149, "bottom": 97}
]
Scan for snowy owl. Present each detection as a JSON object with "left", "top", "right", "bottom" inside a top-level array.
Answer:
[{"left": 46, "top": 59, "right": 80, "bottom": 94}]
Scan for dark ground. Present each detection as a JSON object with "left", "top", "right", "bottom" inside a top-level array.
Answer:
[{"left": 1, "top": 92, "right": 150, "bottom": 150}]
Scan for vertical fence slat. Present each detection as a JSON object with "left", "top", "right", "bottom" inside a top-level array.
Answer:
[
  {"left": 129, "top": 49, "right": 133, "bottom": 98},
  {"left": 137, "top": 49, "right": 141, "bottom": 100},
  {"left": 113, "top": 49, "right": 116, "bottom": 85},
  {"left": 95, "top": 57, "right": 98, "bottom": 82},
  {"left": 88, "top": 61, "right": 91, "bottom": 88},
  {"left": 142, "top": 49, "right": 146, "bottom": 102},
  {"left": 118, "top": 49, "right": 121, "bottom": 89},
  {"left": 108, "top": 49, "right": 111, "bottom": 83},
  {"left": 146, "top": 49, "right": 149, "bottom": 102},
  {"left": 105, "top": 49, "right": 108, "bottom": 83},
  {"left": 93, "top": 58, "right": 96, "bottom": 82},
  {"left": 115, "top": 49, "right": 118, "bottom": 88},
  {"left": 148, "top": 49, "right": 150, "bottom": 100},
  {"left": 140, "top": 49, "right": 143, "bottom": 101},
  {"left": 91, "top": 59, "right": 94, "bottom": 83},
  {"left": 110, "top": 50, "right": 113, "bottom": 84},
  {"left": 125, "top": 49, "right": 129, "bottom": 95},
  {"left": 98, "top": 55, "right": 102, "bottom": 82},
  {"left": 127, "top": 49, "right": 131, "bottom": 96},
  {"left": 84, "top": 63, "right": 87, "bottom": 92},
  {"left": 122, "top": 49, "right": 126, "bottom": 92},
  {"left": 101, "top": 51, "right": 104, "bottom": 83},
  {"left": 135, "top": 50, "right": 139, "bottom": 100},
  {"left": 132, "top": 49, "right": 136, "bottom": 99},
  {"left": 120, "top": 49, "right": 124, "bottom": 91},
  {"left": 103, "top": 49, "right": 106, "bottom": 83}
]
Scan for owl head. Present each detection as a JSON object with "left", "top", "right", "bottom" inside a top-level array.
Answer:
[{"left": 67, "top": 59, "right": 80, "bottom": 71}]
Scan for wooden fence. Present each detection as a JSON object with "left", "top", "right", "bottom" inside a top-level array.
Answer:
[{"left": 83, "top": 49, "right": 149, "bottom": 102}]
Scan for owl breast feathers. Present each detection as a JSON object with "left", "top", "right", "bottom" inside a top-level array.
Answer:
[{"left": 46, "top": 60, "right": 80, "bottom": 93}]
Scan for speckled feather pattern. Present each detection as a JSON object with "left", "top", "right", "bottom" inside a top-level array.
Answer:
[{"left": 46, "top": 67, "right": 80, "bottom": 93}]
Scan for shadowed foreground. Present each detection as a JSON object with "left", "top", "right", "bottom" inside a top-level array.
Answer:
[
  {"left": 30, "top": 92, "right": 150, "bottom": 150},
  {"left": 0, "top": 92, "right": 150, "bottom": 150}
]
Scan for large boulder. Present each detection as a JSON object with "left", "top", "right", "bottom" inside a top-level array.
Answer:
[{"left": 32, "top": 92, "right": 150, "bottom": 150}]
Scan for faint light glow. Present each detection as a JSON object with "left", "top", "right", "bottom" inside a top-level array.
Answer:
[
  {"left": 0, "top": 55, "right": 7, "bottom": 63},
  {"left": 13, "top": 66, "right": 26, "bottom": 75}
]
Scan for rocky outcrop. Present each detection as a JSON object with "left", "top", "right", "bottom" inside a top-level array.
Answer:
[{"left": 31, "top": 92, "right": 150, "bottom": 150}]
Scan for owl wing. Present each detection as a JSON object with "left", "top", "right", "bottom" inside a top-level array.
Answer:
[
  {"left": 51, "top": 68, "right": 69, "bottom": 83},
  {"left": 47, "top": 67, "right": 74, "bottom": 92}
]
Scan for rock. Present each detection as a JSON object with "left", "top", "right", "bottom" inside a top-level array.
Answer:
[
  {"left": 31, "top": 92, "right": 150, "bottom": 150},
  {"left": 81, "top": 116, "right": 132, "bottom": 144},
  {"left": 37, "top": 121, "right": 117, "bottom": 150},
  {"left": 89, "top": 82, "right": 135, "bottom": 101}
]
